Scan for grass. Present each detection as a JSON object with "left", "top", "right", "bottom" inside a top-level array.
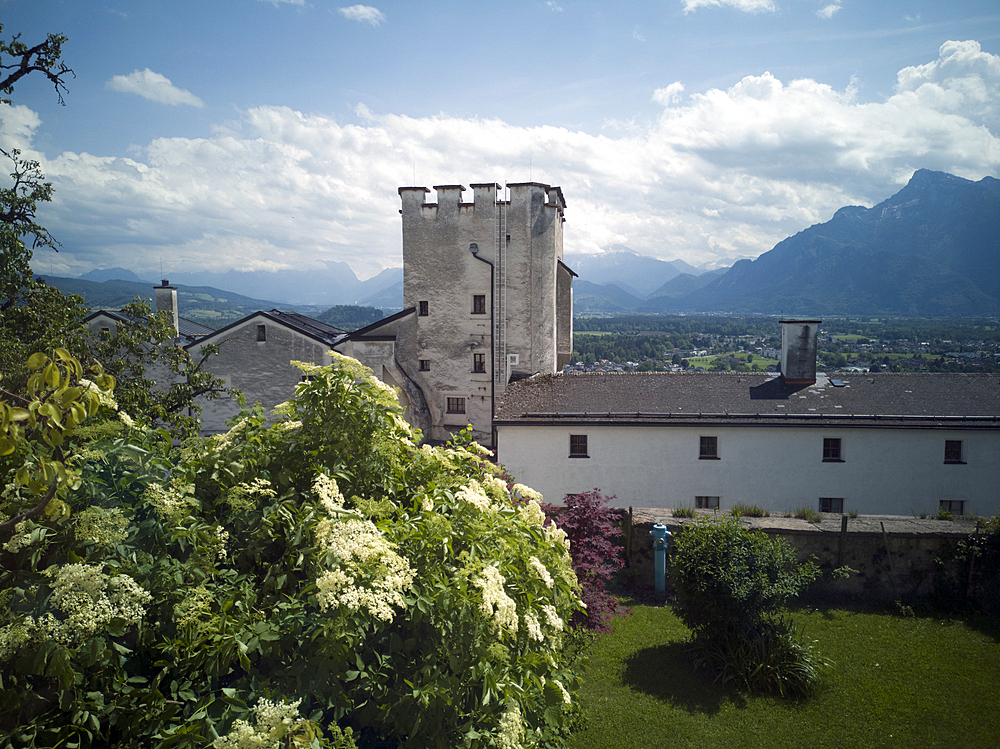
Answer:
[
  {"left": 789, "top": 507, "right": 823, "bottom": 523},
  {"left": 731, "top": 503, "right": 769, "bottom": 518},
  {"left": 572, "top": 602, "right": 1000, "bottom": 749}
]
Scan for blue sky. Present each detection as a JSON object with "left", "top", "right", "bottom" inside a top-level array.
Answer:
[{"left": 3, "top": 0, "right": 1000, "bottom": 282}]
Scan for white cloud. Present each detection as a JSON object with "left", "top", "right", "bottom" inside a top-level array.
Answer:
[
  {"left": 633, "top": 27, "right": 646, "bottom": 43},
  {"left": 816, "top": 4, "right": 841, "bottom": 19},
  {"left": 547, "top": 1, "right": 564, "bottom": 11},
  {"left": 11, "top": 40, "right": 1000, "bottom": 281},
  {"left": 338, "top": 5, "right": 386, "bottom": 26},
  {"left": 260, "top": 0, "right": 305, "bottom": 5},
  {"left": 682, "top": 0, "right": 777, "bottom": 14},
  {"left": 106, "top": 69, "right": 205, "bottom": 107},
  {"left": 652, "top": 82, "right": 685, "bottom": 106}
]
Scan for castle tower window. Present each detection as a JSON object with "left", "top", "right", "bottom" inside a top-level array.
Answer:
[
  {"left": 447, "top": 397, "right": 466, "bottom": 414},
  {"left": 419, "top": 301, "right": 429, "bottom": 316},
  {"left": 257, "top": 324, "right": 266, "bottom": 342},
  {"left": 419, "top": 359, "right": 431, "bottom": 371},
  {"left": 473, "top": 353, "right": 486, "bottom": 373},
  {"left": 472, "top": 294, "right": 487, "bottom": 315}
]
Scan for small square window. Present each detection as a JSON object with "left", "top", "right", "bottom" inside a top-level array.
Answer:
[
  {"left": 446, "top": 397, "right": 465, "bottom": 414},
  {"left": 419, "top": 301, "right": 429, "bottom": 316},
  {"left": 569, "top": 434, "right": 589, "bottom": 458},
  {"left": 696, "top": 496, "right": 720, "bottom": 510},
  {"left": 472, "top": 294, "right": 487, "bottom": 315},
  {"left": 419, "top": 359, "right": 430, "bottom": 371},
  {"left": 819, "top": 497, "right": 844, "bottom": 514},
  {"left": 699, "top": 436, "right": 718, "bottom": 460},
  {"left": 939, "top": 500, "right": 965, "bottom": 516},
  {"left": 823, "top": 438, "right": 843, "bottom": 462},
  {"left": 257, "top": 324, "right": 266, "bottom": 342},
  {"left": 944, "top": 440, "right": 964, "bottom": 464},
  {"left": 473, "top": 353, "right": 486, "bottom": 373}
]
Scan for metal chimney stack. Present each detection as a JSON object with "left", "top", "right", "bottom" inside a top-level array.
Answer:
[{"left": 780, "top": 319, "right": 821, "bottom": 385}]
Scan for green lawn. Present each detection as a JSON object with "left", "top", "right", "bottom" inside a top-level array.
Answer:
[{"left": 572, "top": 603, "right": 1000, "bottom": 749}]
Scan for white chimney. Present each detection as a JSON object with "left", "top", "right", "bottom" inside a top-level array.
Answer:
[
  {"left": 154, "top": 280, "right": 179, "bottom": 335},
  {"left": 780, "top": 319, "right": 820, "bottom": 385}
]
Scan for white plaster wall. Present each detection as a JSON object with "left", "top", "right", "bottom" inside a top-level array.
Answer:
[{"left": 497, "top": 423, "right": 1000, "bottom": 516}]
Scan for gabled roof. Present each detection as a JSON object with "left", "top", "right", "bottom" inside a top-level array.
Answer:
[
  {"left": 345, "top": 307, "right": 416, "bottom": 341},
  {"left": 495, "top": 371, "right": 1000, "bottom": 428},
  {"left": 84, "top": 309, "right": 213, "bottom": 341},
  {"left": 186, "top": 309, "right": 347, "bottom": 349}
]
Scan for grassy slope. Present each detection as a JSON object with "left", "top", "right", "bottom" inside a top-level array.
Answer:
[{"left": 573, "top": 603, "right": 1000, "bottom": 749}]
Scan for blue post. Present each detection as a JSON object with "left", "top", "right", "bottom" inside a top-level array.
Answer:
[{"left": 650, "top": 524, "right": 672, "bottom": 593}]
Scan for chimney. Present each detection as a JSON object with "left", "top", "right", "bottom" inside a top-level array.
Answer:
[
  {"left": 780, "top": 319, "right": 821, "bottom": 385},
  {"left": 154, "top": 280, "right": 179, "bottom": 335}
]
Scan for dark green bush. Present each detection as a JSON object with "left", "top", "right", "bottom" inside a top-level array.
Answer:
[{"left": 670, "top": 516, "right": 824, "bottom": 696}]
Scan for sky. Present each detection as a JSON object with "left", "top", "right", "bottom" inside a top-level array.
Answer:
[{"left": 3, "top": 0, "right": 1000, "bottom": 282}]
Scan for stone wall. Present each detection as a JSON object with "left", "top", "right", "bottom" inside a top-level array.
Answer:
[{"left": 623, "top": 508, "right": 979, "bottom": 605}]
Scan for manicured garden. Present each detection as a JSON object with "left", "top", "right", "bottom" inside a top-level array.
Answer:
[{"left": 572, "top": 602, "right": 1000, "bottom": 749}]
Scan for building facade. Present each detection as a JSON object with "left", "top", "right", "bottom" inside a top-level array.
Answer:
[
  {"left": 340, "top": 181, "right": 574, "bottom": 445},
  {"left": 495, "top": 321, "right": 1000, "bottom": 516}
]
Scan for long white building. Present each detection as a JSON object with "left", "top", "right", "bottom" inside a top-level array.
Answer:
[{"left": 495, "top": 321, "right": 1000, "bottom": 517}]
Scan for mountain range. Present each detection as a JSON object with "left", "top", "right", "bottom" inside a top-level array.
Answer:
[{"left": 44, "top": 169, "right": 998, "bottom": 320}]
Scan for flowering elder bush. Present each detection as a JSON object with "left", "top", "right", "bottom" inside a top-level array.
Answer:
[{"left": 0, "top": 351, "right": 585, "bottom": 749}]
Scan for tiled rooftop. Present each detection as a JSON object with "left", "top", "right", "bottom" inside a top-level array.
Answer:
[{"left": 495, "top": 371, "right": 1000, "bottom": 427}]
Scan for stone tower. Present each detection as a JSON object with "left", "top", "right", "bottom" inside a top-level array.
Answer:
[{"left": 394, "top": 181, "right": 575, "bottom": 445}]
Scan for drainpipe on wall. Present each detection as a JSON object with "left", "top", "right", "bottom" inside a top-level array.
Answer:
[{"left": 470, "top": 244, "right": 495, "bottom": 448}]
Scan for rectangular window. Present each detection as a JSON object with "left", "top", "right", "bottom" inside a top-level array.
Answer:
[
  {"left": 257, "top": 324, "right": 266, "bottom": 342},
  {"left": 939, "top": 500, "right": 965, "bottom": 516},
  {"left": 419, "top": 360, "right": 430, "bottom": 371},
  {"left": 569, "top": 434, "right": 589, "bottom": 458},
  {"left": 446, "top": 397, "right": 465, "bottom": 414},
  {"left": 819, "top": 497, "right": 844, "bottom": 514},
  {"left": 823, "top": 438, "right": 843, "bottom": 462},
  {"left": 696, "top": 496, "right": 720, "bottom": 510},
  {"left": 473, "top": 353, "right": 486, "bottom": 373},
  {"left": 944, "top": 440, "right": 964, "bottom": 464},
  {"left": 699, "top": 436, "right": 719, "bottom": 460},
  {"left": 419, "top": 300, "right": 429, "bottom": 316},
  {"left": 472, "top": 294, "right": 487, "bottom": 315}
]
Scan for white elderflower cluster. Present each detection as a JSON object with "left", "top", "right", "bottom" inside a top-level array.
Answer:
[
  {"left": 211, "top": 419, "right": 249, "bottom": 451},
  {"left": 474, "top": 565, "right": 518, "bottom": 635},
  {"left": 74, "top": 506, "right": 129, "bottom": 546},
  {"left": 544, "top": 522, "right": 571, "bottom": 552},
  {"left": 118, "top": 410, "right": 134, "bottom": 428},
  {"left": 275, "top": 419, "right": 302, "bottom": 433},
  {"left": 174, "top": 585, "right": 218, "bottom": 637},
  {"left": 315, "top": 518, "right": 415, "bottom": 623},
  {"left": 79, "top": 378, "right": 118, "bottom": 410},
  {"left": 495, "top": 702, "right": 525, "bottom": 749},
  {"left": 214, "top": 525, "right": 230, "bottom": 561},
  {"left": 2, "top": 521, "right": 35, "bottom": 553},
  {"left": 522, "top": 611, "right": 544, "bottom": 642},
  {"left": 517, "top": 499, "right": 546, "bottom": 527},
  {"left": 142, "top": 479, "right": 197, "bottom": 522},
  {"left": 511, "top": 483, "right": 543, "bottom": 503},
  {"left": 39, "top": 564, "right": 151, "bottom": 647},
  {"left": 213, "top": 697, "right": 305, "bottom": 749},
  {"left": 481, "top": 475, "right": 509, "bottom": 503},
  {"left": 552, "top": 679, "right": 572, "bottom": 705},
  {"left": 225, "top": 478, "right": 276, "bottom": 512},
  {"left": 528, "top": 557, "right": 554, "bottom": 589},
  {"left": 0, "top": 620, "right": 31, "bottom": 662},
  {"left": 456, "top": 480, "right": 493, "bottom": 512},
  {"left": 541, "top": 604, "right": 564, "bottom": 633},
  {"left": 313, "top": 473, "right": 345, "bottom": 513}
]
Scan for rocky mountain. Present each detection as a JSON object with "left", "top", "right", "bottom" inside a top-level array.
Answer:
[{"left": 649, "top": 170, "right": 1000, "bottom": 316}]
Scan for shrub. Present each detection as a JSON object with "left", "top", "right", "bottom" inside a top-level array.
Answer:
[
  {"left": 544, "top": 489, "right": 628, "bottom": 633},
  {"left": 731, "top": 503, "right": 769, "bottom": 518},
  {"left": 934, "top": 515, "right": 1000, "bottom": 613},
  {"left": 0, "top": 352, "right": 586, "bottom": 748},
  {"left": 670, "top": 516, "right": 824, "bottom": 696}
]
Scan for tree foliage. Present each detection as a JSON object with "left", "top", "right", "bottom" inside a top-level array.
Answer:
[{"left": 1, "top": 351, "right": 585, "bottom": 748}]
